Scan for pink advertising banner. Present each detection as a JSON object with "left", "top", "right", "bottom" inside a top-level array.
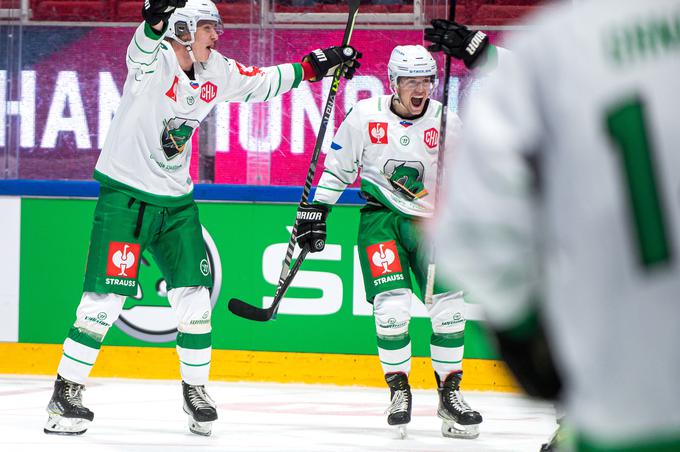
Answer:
[{"left": 5, "top": 26, "right": 501, "bottom": 185}]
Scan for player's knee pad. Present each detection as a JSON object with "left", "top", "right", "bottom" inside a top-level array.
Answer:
[
  {"left": 429, "top": 290, "right": 466, "bottom": 334},
  {"left": 373, "top": 289, "right": 412, "bottom": 337},
  {"left": 74, "top": 292, "right": 126, "bottom": 339},
  {"left": 168, "top": 286, "right": 212, "bottom": 334}
]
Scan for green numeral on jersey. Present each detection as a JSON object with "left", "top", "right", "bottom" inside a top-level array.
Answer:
[{"left": 606, "top": 98, "right": 671, "bottom": 268}]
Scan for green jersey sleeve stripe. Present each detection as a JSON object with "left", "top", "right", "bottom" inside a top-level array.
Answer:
[
  {"left": 318, "top": 185, "right": 345, "bottom": 192},
  {"left": 263, "top": 83, "right": 272, "bottom": 102},
  {"left": 127, "top": 54, "right": 158, "bottom": 67},
  {"left": 323, "top": 169, "right": 351, "bottom": 185},
  {"left": 143, "top": 22, "right": 167, "bottom": 41},
  {"left": 274, "top": 66, "right": 283, "bottom": 97},
  {"left": 133, "top": 33, "right": 160, "bottom": 55},
  {"left": 292, "top": 63, "right": 303, "bottom": 89}
]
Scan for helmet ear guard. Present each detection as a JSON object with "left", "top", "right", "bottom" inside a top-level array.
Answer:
[{"left": 172, "top": 20, "right": 191, "bottom": 42}]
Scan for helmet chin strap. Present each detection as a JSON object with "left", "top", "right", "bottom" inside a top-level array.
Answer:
[{"left": 185, "top": 43, "right": 197, "bottom": 63}]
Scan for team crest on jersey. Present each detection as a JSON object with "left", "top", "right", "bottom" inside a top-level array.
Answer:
[
  {"left": 424, "top": 127, "right": 439, "bottom": 149},
  {"left": 106, "top": 242, "right": 140, "bottom": 279},
  {"left": 384, "top": 159, "right": 428, "bottom": 199},
  {"left": 366, "top": 240, "right": 402, "bottom": 278},
  {"left": 165, "top": 76, "right": 179, "bottom": 102},
  {"left": 235, "top": 61, "right": 263, "bottom": 77},
  {"left": 200, "top": 82, "right": 218, "bottom": 103},
  {"left": 369, "top": 122, "right": 388, "bottom": 144},
  {"left": 161, "top": 117, "right": 200, "bottom": 160}
]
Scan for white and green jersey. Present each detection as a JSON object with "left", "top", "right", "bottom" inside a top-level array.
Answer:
[
  {"left": 314, "top": 95, "right": 461, "bottom": 217},
  {"left": 434, "top": 0, "right": 680, "bottom": 449},
  {"left": 95, "top": 22, "right": 303, "bottom": 206}
]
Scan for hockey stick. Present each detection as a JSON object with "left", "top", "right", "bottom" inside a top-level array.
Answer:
[
  {"left": 424, "top": 0, "right": 456, "bottom": 306},
  {"left": 227, "top": 247, "right": 310, "bottom": 322},
  {"left": 228, "top": 0, "right": 360, "bottom": 322}
]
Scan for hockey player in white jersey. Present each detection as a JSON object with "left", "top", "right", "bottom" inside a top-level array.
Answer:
[
  {"left": 43, "top": 0, "right": 360, "bottom": 437},
  {"left": 295, "top": 44, "right": 483, "bottom": 439},
  {"left": 432, "top": 1, "right": 680, "bottom": 451}
]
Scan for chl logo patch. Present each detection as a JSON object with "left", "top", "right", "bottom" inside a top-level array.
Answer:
[
  {"left": 369, "top": 122, "right": 388, "bottom": 144},
  {"left": 235, "top": 61, "right": 262, "bottom": 77},
  {"left": 200, "top": 82, "right": 217, "bottom": 103},
  {"left": 424, "top": 127, "right": 439, "bottom": 149},
  {"left": 106, "top": 242, "right": 140, "bottom": 278},
  {"left": 366, "top": 240, "right": 402, "bottom": 278}
]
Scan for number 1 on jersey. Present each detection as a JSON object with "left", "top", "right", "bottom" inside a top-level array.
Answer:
[{"left": 606, "top": 97, "right": 671, "bottom": 268}]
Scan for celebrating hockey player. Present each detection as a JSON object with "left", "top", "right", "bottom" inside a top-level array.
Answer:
[
  {"left": 43, "top": 0, "right": 360, "bottom": 437},
  {"left": 296, "top": 44, "right": 482, "bottom": 439},
  {"left": 432, "top": 1, "right": 680, "bottom": 451}
]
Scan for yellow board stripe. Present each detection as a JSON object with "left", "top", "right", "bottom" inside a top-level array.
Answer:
[{"left": 0, "top": 343, "right": 520, "bottom": 392}]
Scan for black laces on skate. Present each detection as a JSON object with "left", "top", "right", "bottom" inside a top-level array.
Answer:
[{"left": 187, "top": 385, "right": 215, "bottom": 410}]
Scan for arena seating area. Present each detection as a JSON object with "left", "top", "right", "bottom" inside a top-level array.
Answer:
[{"left": 27, "top": 0, "right": 544, "bottom": 25}]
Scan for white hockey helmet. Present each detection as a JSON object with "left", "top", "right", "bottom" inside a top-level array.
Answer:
[
  {"left": 387, "top": 45, "right": 438, "bottom": 92},
  {"left": 166, "top": 0, "right": 223, "bottom": 46}
]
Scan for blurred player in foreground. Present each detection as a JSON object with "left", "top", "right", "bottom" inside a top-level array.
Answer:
[
  {"left": 43, "top": 0, "right": 360, "bottom": 436},
  {"left": 432, "top": 1, "right": 680, "bottom": 451}
]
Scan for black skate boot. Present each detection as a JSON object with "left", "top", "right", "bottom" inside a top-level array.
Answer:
[
  {"left": 44, "top": 374, "right": 95, "bottom": 435},
  {"left": 182, "top": 381, "right": 218, "bottom": 436},
  {"left": 436, "top": 371, "right": 482, "bottom": 439},
  {"left": 384, "top": 373, "right": 412, "bottom": 439}
]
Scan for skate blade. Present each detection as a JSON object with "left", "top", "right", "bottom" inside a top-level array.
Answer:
[
  {"left": 44, "top": 414, "right": 90, "bottom": 435},
  {"left": 441, "top": 421, "right": 479, "bottom": 439},
  {"left": 188, "top": 417, "right": 213, "bottom": 436},
  {"left": 394, "top": 425, "right": 408, "bottom": 439}
]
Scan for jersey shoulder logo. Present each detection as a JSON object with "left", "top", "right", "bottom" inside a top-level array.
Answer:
[
  {"left": 165, "top": 76, "right": 179, "bottom": 102},
  {"left": 424, "top": 127, "right": 439, "bottom": 149},
  {"left": 366, "top": 240, "right": 402, "bottom": 278},
  {"left": 106, "top": 242, "right": 140, "bottom": 278},
  {"left": 235, "top": 61, "right": 263, "bottom": 77},
  {"left": 369, "top": 122, "right": 388, "bottom": 144},
  {"left": 200, "top": 82, "right": 218, "bottom": 103}
]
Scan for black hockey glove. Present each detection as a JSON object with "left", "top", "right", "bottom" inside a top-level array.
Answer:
[
  {"left": 492, "top": 311, "right": 562, "bottom": 401},
  {"left": 303, "top": 46, "right": 362, "bottom": 82},
  {"left": 142, "top": 0, "right": 187, "bottom": 27},
  {"left": 424, "top": 19, "right": 489, "bottom": 69},
  {"left": 295, "top": 203, "right": 329, "bottom": 253}
]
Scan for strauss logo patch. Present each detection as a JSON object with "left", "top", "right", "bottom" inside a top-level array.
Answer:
[{"left": 369, "top": 122, "right": 388, "bottom": 144}]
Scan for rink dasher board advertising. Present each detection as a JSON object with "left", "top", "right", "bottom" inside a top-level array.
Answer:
[
  {"left": 8, "top": 194, "right": 490, "bottom": 353},
  {"left": 0, "top": 191, "right": 516, "bottom": 390}
]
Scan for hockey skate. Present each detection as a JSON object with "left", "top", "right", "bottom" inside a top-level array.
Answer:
[
  {"left": 182, "top": 381, "right": 218, "bottom": 436},
  {"left": 384, "top": 373, "right": 412, "bottom": 439},
  {"left": 44, "top": 374, "right": 94, "bottom": 435},
  {"left": 436, "top": 371, "right": 482, "bottom": 439}
]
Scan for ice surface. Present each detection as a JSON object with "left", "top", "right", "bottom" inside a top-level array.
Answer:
[{"left": 0, "top": 375, "right": 556, "bottom": 451}]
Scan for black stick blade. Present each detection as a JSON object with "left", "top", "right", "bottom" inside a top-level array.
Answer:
[{"left": 228, "top": 298, "right": 273, "bottom": 322}]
